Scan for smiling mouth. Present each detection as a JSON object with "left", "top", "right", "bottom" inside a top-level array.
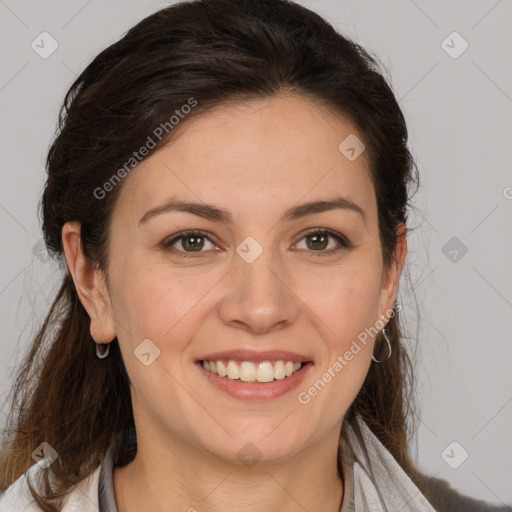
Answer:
[{"left": 200, "top": 359, "right": 309, "bottom": 383}]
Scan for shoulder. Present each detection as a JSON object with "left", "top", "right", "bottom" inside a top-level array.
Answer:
[
  {"left": 425, "top": 476, "right": 512, "bottom": 512},
  {"left": 343, "top": 416, "right": 511, "bottom": 512},
  {"left": 0, "top": 460, "right": 102, "bottom": 512}
]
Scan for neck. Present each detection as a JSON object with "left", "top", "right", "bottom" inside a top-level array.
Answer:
[{"left": 113, "top": 425, "right": 344, "bottom": 512}]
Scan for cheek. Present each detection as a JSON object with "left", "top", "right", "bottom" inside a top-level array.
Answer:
[
  {"left": 303, "top": 261, "right": 383, "bottom": 336},
  {"left": 111, "top": 266, "right": 208, "bottom": 398},
  {"left": 110, "top": 255, "right": 222, "bottom": 354},
  {"left": 296, "top": 272, "right": 379, "bottom": 417},
  {"left": 294, "top": 256, "right": 382, "bottom": 404}
]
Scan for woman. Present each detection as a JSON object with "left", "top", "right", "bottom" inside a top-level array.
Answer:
[{"left": 0, "top": 1, "right": 507, "bottom": 511}]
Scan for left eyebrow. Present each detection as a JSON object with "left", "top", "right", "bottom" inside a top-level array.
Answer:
[
  {"left": 138, "top": 195, "right": 366, "bottom": 226},
  {"left": 281, "top": 196, "right": 366, "bottom": 226}
]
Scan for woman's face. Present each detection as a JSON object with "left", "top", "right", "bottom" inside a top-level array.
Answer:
[{"left": 96, "top": 93, "right": 405, "bottom": 464}]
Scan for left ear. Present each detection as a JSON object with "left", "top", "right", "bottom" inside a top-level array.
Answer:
[{"left": 378, "top": 222, "right": 407, "bottom": 321}]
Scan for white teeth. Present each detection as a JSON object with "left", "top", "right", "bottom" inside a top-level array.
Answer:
[
  {"left": 274, "top": 360, "right": 285, "bottom": 379},
  {"left": 239, "top": 361, "right": 256, "bottom": 382},
  {"left": 202, "top": 359, "right": 304, "bottom": 382},
  {"left": 227, "top": 361, "right": 239, "bottom": 380},
  {"left": 217, "top": 361, "right": 226, "bottom": 377},
  {"left": 256, "top": 362, "right": 274, "bottom": 382}
]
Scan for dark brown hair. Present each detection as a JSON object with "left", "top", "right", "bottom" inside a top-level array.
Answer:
[{"left": 0, "top": 0, "right": 429, "bottom": 509}]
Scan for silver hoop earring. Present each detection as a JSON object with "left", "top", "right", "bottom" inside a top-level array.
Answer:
[
  {"left": 372, "top": 327, "right": 392, "bottom": 363},
  {"left": 95, "top": 342, "right": 111, "bottom": 359}
]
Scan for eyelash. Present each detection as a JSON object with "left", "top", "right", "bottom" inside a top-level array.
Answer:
[{"left": 161, "top": 228, "right": 351, "bottom": 258}]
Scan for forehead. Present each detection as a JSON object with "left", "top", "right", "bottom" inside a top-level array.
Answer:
[{"left": 114, "top": 93, "right": 376, "bottom": 226}]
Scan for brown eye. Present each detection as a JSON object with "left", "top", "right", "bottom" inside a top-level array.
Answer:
[
  {"left": 305, "top": 232, "right": 329, "bottom": 250},
  {"left": 180, "top": 234, "right": 205, "bottom": 252},
  {"left": 295, "top": 229, "right": 349, "bottom": 255},
  {"left": 163, "top": 230, "right": 216, "bottom": 256}
]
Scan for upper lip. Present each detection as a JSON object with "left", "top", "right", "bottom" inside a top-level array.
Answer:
[{"left": 197, "top": 349, "right": 312, "bottom": 364}]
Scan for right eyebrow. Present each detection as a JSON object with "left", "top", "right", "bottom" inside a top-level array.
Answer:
[{"left": 139, "top": 199, "right": 231, "bottom": 225}]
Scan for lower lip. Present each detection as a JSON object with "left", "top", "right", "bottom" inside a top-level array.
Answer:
[{"left": 196, "top": 361, "right": 314, "bottom": 401}]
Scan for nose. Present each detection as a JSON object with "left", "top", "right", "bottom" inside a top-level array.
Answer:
[{"left": 217, "top": 247, "right": 299, "bottom": 334}]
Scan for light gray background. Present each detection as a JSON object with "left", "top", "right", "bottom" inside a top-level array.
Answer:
[{"left": 1, "top": 0, "right": 511, "bottom": 506}]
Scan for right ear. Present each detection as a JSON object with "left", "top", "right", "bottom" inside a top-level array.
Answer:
[{"left": 61, "top": 221, "right": 116, "bottom": 343}]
